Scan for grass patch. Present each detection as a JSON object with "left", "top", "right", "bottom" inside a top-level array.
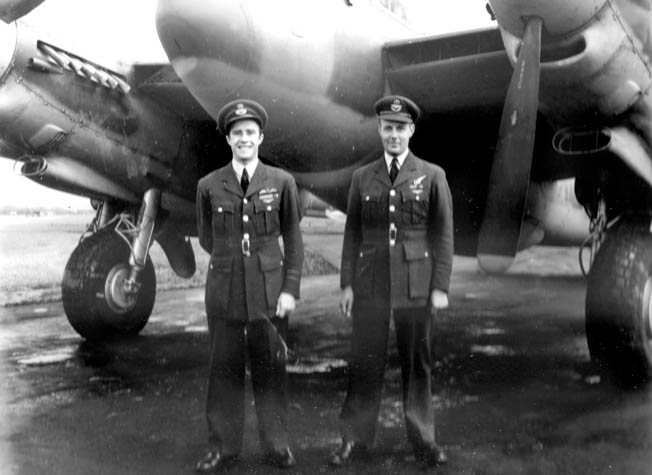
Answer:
[{"left": 0, "top": 214, "right": 339, "bottom": 306}]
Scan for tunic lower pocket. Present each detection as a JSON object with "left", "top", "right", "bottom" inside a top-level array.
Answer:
[
  {"left": 206, "top": 255, "right": 233, "bottom": 314},
  {"left": 259, "top": 251, "right": 284, "bottom": 309},
  {"left": 403, "top": 241, "right": 432, "bottom": 299}
]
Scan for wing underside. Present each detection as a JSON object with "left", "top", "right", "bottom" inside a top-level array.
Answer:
[
  {"left": 132, "top": 63, "right": 213, "bottom": 122},
  {"left": 383, "top": 27, "right": 511, "bottom": 115}
]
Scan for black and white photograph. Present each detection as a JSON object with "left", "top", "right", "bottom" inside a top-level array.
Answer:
[{"left": 1, "top": 0, "right": 651, "bottom": 474}]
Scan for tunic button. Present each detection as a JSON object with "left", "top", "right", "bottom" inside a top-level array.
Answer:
[
  {"left": 267, "top": 205, "right": 272, "bottom": 211},
  {"left": 415, "top": 196, "right": 420, "bottom": 201},
  {"left": 359, "top": 252, "right": 363, "bottom": 257},
  {"left": 389, "top": 205, "right": 396, "bottom": 212},
  {"left": 389, "top": 189, "right": 396, "bottom": 197},
  {"left": 244, "top": 233, "right": 250, "bottom": 239},
  {"left": 243, "top": 198, "right": 248, "bottom": 204},
  {"left": 243, "top": 215, "right": 249, "bottom": 222},
  {"left": 365, "top": 195, "right": 370, "bottom": 201},
  {"left": 425, "top": 251, "right": 429, "bottom": 257},
  {"left": 217, "top": 207, "right": 223, "bottom": 212}
]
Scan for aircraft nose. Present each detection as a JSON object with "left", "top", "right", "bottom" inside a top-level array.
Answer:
[
  {"left": 488, "top": 0, "right": 605, "bottom": 37},
  {"left": 0, "top": 20, "right": 17, "bottom": 82}
]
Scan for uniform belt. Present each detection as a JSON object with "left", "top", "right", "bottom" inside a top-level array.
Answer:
[
  {"left": 362, "top": 228, "right": 427, "bottom": 246},
  {"left": 212, "top": 235, "right": 278, "bottom": 256}
]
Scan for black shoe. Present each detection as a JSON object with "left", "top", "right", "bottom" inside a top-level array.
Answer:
[
  {"left": 264, "top": 447, "right": 296, "bottom": 469},
  {"left": 195, "top": 450, "right": 238, "bottom": 473},
  {"left": 326, "top": 439, "right": 369, "bottom": 466},
  {"left": 416, "top": 444, "right": 447, "bottom": 467}
]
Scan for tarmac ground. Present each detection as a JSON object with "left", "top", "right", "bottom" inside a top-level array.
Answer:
[{"left": 1, "top": 223, "right": 651, "bottom": 474}]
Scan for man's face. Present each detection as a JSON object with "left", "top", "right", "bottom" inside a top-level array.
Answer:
[
  {"left": 378, "top": 118, "right": 414, "bottom": 156},
  {"left": 226, "top": 119, "right": 263, "bottom": 163}
]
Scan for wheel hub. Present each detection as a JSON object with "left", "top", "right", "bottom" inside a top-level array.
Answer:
[{"left": 105, "top": 264, "right": 138, "bottom": 314}]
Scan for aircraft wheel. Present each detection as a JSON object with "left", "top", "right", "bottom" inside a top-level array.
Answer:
[
  {"left": 62, "top": 228, "right": 156, "bottom": 340},
  {"left": 586, "top": 218, "right": 652, "bottom": 387}
]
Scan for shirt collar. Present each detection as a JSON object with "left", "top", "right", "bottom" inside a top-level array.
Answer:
[
  {"left": 232, "top": 157, "right": 259, "bottom": 180},
  {"left": 384, "top": 149, "right": 409, "bottom": 171}
]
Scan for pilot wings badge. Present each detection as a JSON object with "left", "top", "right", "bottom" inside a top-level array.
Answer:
[{"left": 409, "top": 174, "right": 427, "bottom": 195}]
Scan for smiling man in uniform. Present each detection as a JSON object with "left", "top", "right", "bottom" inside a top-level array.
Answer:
[
  {"left": 195, "top": 99, "right": 303, "bottom": 472},
  {"left": 327, "top": 95, "right": 454, "bottom": 469}
]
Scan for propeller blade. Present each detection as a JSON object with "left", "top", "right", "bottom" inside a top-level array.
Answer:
[{"left": 477, "top": 16, "right": 543, "bottom": 273}]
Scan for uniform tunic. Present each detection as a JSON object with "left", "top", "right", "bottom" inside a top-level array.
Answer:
[
  {"left": 196, "top": 161, "right": 303, "bottom": 455},
  {"left": 338, "top": 151, "right": 453, "bottom": 450},
  {"left": 197, "top": 162, "right": 303, "bottom": 320},
  {"left": 340, "top": 152, "right": 453, "bottom": 307}
]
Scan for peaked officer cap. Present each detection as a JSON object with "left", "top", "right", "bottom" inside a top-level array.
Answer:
[
  {"left": 217, "top": 99, "right": 268, "bottom": 134},
  {"left": 374, "top": 95, "right": 420, "bottom": 123}
]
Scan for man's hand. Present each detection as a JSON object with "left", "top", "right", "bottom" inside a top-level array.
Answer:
[
  {"left": 429, "top": 289, "right": 448, "bottom": 316},
  {"left": 276, "top": 292, "right": 296, "bottom": 317},
  {"left": 340, "top": 286, "right": 354, "bottom": 318}
]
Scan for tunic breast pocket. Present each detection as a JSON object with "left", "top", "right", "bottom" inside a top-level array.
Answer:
[
  {"left": 353, "top": 246, "right": 376, "bottom": 298},
  {"left": 254, "top": 198, "right": 280, "bottom": 235},
  {"left": 401, "top": 191, "right": 429, "bottom": 225},
  {"left": 212, "top": 202, "right": 235, "bottom": 235},
  {"left": 361, "top": 194, "right": 381, "bottom": 225},
  {"left": 403, "top": 241, "right": 432, "bottom": 299},
  {"left": 206, "top": 255, "right": 233, "bottom": 314}
]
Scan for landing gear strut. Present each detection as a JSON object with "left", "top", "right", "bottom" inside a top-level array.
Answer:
[{"left": 62, "top": 189, "right": 160, "bottom": 340}]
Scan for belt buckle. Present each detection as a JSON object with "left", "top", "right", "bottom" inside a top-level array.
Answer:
[
  {"left": 242, "top": 233, "right": 251, "bottom": 257},
  {"left": 389, "top": 223, "right": 397, "bottom": 247}
]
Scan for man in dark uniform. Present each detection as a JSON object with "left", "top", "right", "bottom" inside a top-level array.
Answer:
[
  {"left": 327, "top": 95, "right": 454, "bottom": 468},
  {"left": 195, "top": 99, "right": 304, "bottom": 472}
]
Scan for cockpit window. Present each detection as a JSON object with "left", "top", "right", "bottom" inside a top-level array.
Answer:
[{"left": 372, "top": 0, "right": 407, "bottom": 22}]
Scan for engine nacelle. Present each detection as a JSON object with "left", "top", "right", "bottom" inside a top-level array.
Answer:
[
  {"left": 494, "top": 0, "right": 652, "bottom": 124},
  {"left": 0, "top": 20, "right": 203, "bottom": 221},
  {"left": 0, "top": 0, "right": 45, "bottom": 23}
]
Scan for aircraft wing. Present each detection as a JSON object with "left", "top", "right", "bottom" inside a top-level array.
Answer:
[{"left": 383, "top": 27, "right": 511, "bottom": 115}]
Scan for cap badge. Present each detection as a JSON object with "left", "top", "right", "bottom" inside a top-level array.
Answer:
[
  {"left": 235, "top": 103, "right": 247, "bottom": 116},
  {"left": 390, "top": 100, "right": 402, "bottom": 112}
]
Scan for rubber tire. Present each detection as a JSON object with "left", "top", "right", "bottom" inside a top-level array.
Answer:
[
  {"left": 62, "top": 228, "right": 156, "bottom": 340},
  {"left": 586, "top": 218, "right": 652, "bottom": 387}
]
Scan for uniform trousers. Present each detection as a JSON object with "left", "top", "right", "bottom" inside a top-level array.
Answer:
[
  {"left": 205, "top": 316, "right": 289, "bottom": 456},
  {"left": 340, "top": 302, "right": 436, "bottom": 451}
]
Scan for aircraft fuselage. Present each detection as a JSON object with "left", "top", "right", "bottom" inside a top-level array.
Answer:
[{"left": 155, "top": 0, "right": 421, "bottom": 196}]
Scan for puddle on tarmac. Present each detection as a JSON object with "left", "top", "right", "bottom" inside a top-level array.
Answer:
[
  {"left": 16, "top": 346, "right": 77, "bottom": 366},
  {"left": 469, "top": 325, "right": 506, "bottom": 337},
  {"left": 470, "top": 344, "right": 516, "bottom": 356},
  {"left": 33, "top": 307, "right": 48, "bottom": 314},
  {"left": 184, "top": 325, "right": 207, "bottom": 333},
  {"left": 287, "top": 357, "right": 347, "bottom": 374},
  {"left": 169, "top": 320, "right": 190, "bottom": 327},
  {"left": 464, "top": 292, "right": 488, "bottom": 299}
]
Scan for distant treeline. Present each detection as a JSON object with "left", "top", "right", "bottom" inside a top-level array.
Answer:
[{"left": 0, "top": 205, "right": 91, "bottom": 216}]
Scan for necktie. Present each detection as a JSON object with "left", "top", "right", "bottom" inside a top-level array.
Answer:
[
  {"left": 389, "top": 158, "right": 399, "bottom": 183},
  {"left": 240, "top": 167, "right": 249, "bottom": 193}
]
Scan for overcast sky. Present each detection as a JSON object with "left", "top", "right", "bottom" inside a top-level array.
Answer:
[{"left": 0, "top": 0, "right": 494, "bottom": 210}]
